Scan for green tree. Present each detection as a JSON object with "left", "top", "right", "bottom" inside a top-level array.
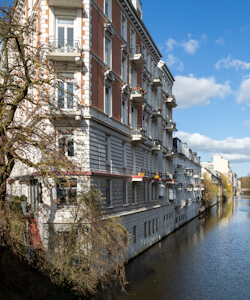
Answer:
[{"left": 202, "top": 173, "right": 218, "bottom": 207}]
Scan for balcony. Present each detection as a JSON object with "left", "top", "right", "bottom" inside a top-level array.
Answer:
[
  {"left": 152, "top": 139, "right": 163, "bottom": 151},
  {"left": 185, "top": 168, "right": 193, "bottom": 177},
  {"left": 164, "top": 147, "right": 176, "bottom": 158},
  {"left": 152, "top": 77, "right": 162, "bottom": 88},
  {"left": 47, "top": 0, "right": 82, "bottom": 7},
  {"left": 164, "top": 95, "right": 177, "bottom": 108},
  {"left": 152, "top": 107, "right": 163, "bottom": 118},
  {"left": 176, "top": 164, "right": 184, "bottom": 172},
  {"left": 131, "top": 127, "right": 147, "bottom": 144},
  {"left": 165, "top": 120, "right": 177, "bottom": 132},
  {"left": 48, "top": 98, "right": 81, "bottom": 120},
  {"left": 131, "top": 86, "right": 146, "bottom": 104},
  {"left": 176, "top": 199, "right": 186, "bottom": 207},
  {"left": 129, "top": 44, "right": 146, "bottom": 68},
  {"left": 176, "top": 183, "right": 182, "bottom": 190},
  {"left": 47, "top": 39, "right": 81, "bottom": 62}
]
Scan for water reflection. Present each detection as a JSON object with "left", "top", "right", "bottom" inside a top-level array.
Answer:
[{"left": 95, "top": 197, "right": 250, "bottom": 300}]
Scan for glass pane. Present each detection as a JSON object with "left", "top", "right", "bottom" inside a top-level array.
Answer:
[
  {"left": 67, "top": 83, "right": 73, "bottom": 109},
  {"left": 58, "top": 19, "right": 74, "bottom": 25},
  {"left": 67, "top": 28, "right": 74, "bottom": 51},
  {"left": 58, "top": 82, "right": 64, "bottom": 108},
  {"left": 58, "top": 27, "right": 64, "bottom": 50},
  {"left": 67, "top": 139, "right": 74, "bottom": 157}
]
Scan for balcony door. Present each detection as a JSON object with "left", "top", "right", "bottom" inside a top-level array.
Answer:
[{"left": 57, "top": 18, "right": 74, "bottom": 52}]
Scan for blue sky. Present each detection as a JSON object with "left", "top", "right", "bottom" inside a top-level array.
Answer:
[{"left": 142, "top": 0, "right": 250, "bottom": 177}]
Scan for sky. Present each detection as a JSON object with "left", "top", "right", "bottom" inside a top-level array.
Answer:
[{"left": 142, "top": 0, "right": 250, "bottom": 178}]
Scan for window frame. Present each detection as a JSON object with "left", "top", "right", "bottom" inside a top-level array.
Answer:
[
  {"left": 57, "top": 178, "right": 77, "bottom": 207},
  {"left": 58, "top": 129, "right": 75, "bottom": 157},
  {"left": 105, "top": 179, "right": 112, "bottom": 206}
]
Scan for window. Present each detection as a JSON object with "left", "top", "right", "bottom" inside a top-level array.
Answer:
[
  {"left": 130, "top": 66, "right": 137, "bottom": 87},
  {"left": 156, "top": 217, "right": 159, "bottom": 232},
  {"left": 132, "top": 182, "right": 137, "bottom": 204},
  {"left": 106, "top": 179, "right": 111, "bottom": 206},
  {"left": 104, "top": 85, "right": 111, "bottom": 115},
  {"left": 130, "top": 28, "right": 136, "bottom": 51},
  {"left": 57, "top": 178, "right": 77, "bottom": 206},
  {"left": 121, "top": 97, "right": 127, "bottom": 124},
  {"left": 122, "top": 142, "right": 127, "bottom": 168},
  {"left": 133, "top": 226, "right": 137, "bottom": 243},
  {"left": 57, "top": 18, "right": 74, "bottom": 52},
  {"left": 121, "top": 14, "right": 127, "bottom": 40},
  {"left": 130, "top": 106, "right": 137, "bottom": 128},
  {"left": 144, "top": 222, "right": 147, "bottom": 237},
  {"left": 57, "top": 73, "right": 74, "bottom": 109},
  {"left": 121, "top": 56, "right": 127, "bottom": 82},
  {"left": 152, "top": 219, "right": 155, "bottom": 233},
  {"left": 104, "top": 0, "right": 111, "bottom": 19},
  {"left": 105, "top": 135, "right": 110, "bottom": 164},
  {"left": 105, "top": 37, "right": 111, "bottom": 67},
  {"left": 123, "top": 181, "right": 127, "bottom": 204},
  {"left": 148, "top": 221, "right": 151, "bottom": 235},
  {"left": 59, "top": 129, "right": 74, "bottom": 157}
]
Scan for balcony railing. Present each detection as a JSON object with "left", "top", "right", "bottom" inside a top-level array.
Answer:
[
  {"left": 152, "top": 139, "right": 162, "bottom": 151},
  {"left": 129, "top": 44, "right": 146, "bottom": 68},
  {"left": 164, "top": 95, "right": 177, "bottom": 107},
  {"left": 152, "top": 107, "right": 163, "bottom": 118},
  {"left": 152, "top": 73, "right": 162, "bottom": 87},
  {"left": 131, "top": 86, "right": 146, "bottom": 104},
  {"left": 131, "top": 127, "right": 147, "bottom": 144},
  {"left": 165, "top": 120, "right": 177, "bottom": 132},
  {"left": 47, "top": 39, "right": 81, "bottom": 62}
]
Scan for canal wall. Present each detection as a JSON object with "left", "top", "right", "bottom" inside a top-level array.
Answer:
[{"left": 122, "top": 200, "right": 203, "bottom": 260}]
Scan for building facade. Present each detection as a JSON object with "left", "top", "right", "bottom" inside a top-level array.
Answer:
[{"left": 8, "top": 0, "right": 204, "bottom": 259}]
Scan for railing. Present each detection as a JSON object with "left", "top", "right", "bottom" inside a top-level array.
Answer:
[
  {"left": 131, "top": 85, "right": 146, "bottom": 95},
  {"left": 132, "top": 126, "right": 147, "bottom": 136},
  {"left": 48, "top": 39, "right": 80, "bottom": 53},
  {"left": 153, "top": 139, "right": 162, "bottom": 146},
  {"left": 130, "top": 44, "right": 143, "bottom": 55}
]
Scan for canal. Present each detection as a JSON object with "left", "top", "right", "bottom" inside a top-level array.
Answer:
[{"left": 95, "top": 196, "right": 250, "bottom": 300}]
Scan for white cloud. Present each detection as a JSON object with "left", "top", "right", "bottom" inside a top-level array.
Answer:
[
  {"left": 215, "top": 37, "right": 225, "bottom": 45},
  {"left": 215, "top": 55, "right": 250, "bottom": 70},
  {"left": 173, "top": 75, "right": 231, "bottom": 108},
  {"left": 237, "top": 75, "right": 250, "bottom": 105},
  {"left": 174, "top": 131, "right": 250, "bottom": 163},
  {"left": 244, "top": 120, "right": 250, "bottom": 126},
  {"left": 182, "top": 39, "right": 199, "bottom": 55},
  {"left": 166, "top": 38, "right": 177, "bottom": 52},
  {"left": 165, "top": 36, "right": 201, "bottom": 55},
  {"left": 166, "top": 54, "right": 184, "bottom": 71}
]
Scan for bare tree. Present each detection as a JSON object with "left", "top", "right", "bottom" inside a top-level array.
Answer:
[{"left": 0, "top": 5, "right": 129, "bottom": 295}]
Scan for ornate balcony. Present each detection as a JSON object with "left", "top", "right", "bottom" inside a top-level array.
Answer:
[
  {"left": 47, "top": 0, "right": 82, "bottom": 7},
  {"left": 131, "top": 127, "right": 147, "bottom": 144},
  {"left": 152, "top": 107, "right": 163, "bottom": 118},
  {"left": 129, "top": 44, "right": 146, "bottom": 68},
  {"left": 47, "top": 39, "right": 81, "bottom": 63},
  {"left": 165, "top": 120, "right": 177, "bottom": 132},
  {"left": 152, "top": 139, "right": 163, "bottom": 151},
  {"left": 152, "top": 76, "right": 162, "bottom": 88},
  {"left": 131, "top": 86, "right": 146, "bottom": 104},
  {"left": 164, "top": 95, "right": 177, "bottom": 108}
]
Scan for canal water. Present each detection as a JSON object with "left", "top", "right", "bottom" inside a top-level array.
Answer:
[{"left": 95, "top": 196, "right": 250, "bottom": 300}]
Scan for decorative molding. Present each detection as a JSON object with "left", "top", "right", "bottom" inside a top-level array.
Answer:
[
  {"left": 104, "top": 23, "right": 115, "bottom": 38},
  {"left": 121, "top": 84, "right": 130, "bottom": 95},
  {"left": 104, "top": 69, "right": 115, "bottom": 83}
]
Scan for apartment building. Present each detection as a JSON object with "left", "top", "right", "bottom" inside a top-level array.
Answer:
[
  {"left": 7, "top": 0, "right": 206, "bottom": 259},
  {"left": 172, "top": 138, "right": 203, "bottom": 225}
]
